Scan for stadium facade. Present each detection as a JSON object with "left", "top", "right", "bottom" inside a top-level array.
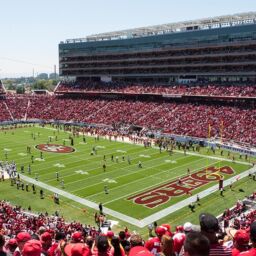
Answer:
[{"left": 59, "top": 12, "right": 256, "bottom": 83}]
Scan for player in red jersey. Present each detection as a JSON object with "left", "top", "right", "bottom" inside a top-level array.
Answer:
[
  {"left": 239, "top": 222, "right": 256, "bottom": 256},
  {"left": 145, "top": 226, "right": 166, "bottom": 255}
]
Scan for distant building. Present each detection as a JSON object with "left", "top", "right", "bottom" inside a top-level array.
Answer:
[
  {"left": 37, "top": 73, "right": 48, "bottom": 80},
  {"left": 49, "top": 73, "right": 59, "bottom": 79}
]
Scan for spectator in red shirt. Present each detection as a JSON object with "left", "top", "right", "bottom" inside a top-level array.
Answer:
[
  {"left": 5, "top": 239, "right": 18, "bottom": 256},
  {"left": 40, "top": 232, "right": 53, "bottom": 255},
  {"left": 129, "top": 246, "right": 153, "bottom": 256},
  {"left": 22, "top": 240, "right": 42, "bottom": 256},
  {"left": 199, "top": 213, "right": 231, "bottom": 256},
  {"left": 229, "top": 229, "right": 250, "bottom": 256},
  {"left": 145, "top": 226, "right": 166, "bottom": 255},
  {"left": 239, "top": 222, "right": 256, "bottom": 256},
  {"left": 14, "top": 232, "right": 31, "bottom": 256}
]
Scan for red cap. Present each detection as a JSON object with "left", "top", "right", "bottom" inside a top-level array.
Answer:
[
  {"left": 7, "top": 238, "right": 18, "bottom": 246},
  {"left": 22, "top": 239, "right": 42, "bottom": 256},
  {"left": 161, "top": 224, "right": 171, "bottom": 232},
  {"left": 155, "top": 226, "right": 166, "bottom": 236},
  {"left": 71, "top": 243, "right": 90, "bottom": 256},
  {"left": 176, "top": 226, "right": 184, "bottom": 232},
  {"left": 129, "top": 246, "right": 154, "bottom": 256},
  {"left": 64, "top": 243, "right": 88, "bottom": 256},
  {"left": 107, "top": 231, "right": 114, "bottom": 239},
  {"left": 72, "top": 232, "right": 83, "bottom": 242},
  {"left": 234, "top": 230, "right": 250, "bottom": 246},
  {"left": 16, "top": 232, "right": 31, "bottom": 243},
  {"left": 41, "top": 232, "right": 52, "bottom": 243}
]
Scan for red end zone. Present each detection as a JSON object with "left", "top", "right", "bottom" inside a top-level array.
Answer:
[
  {"left": 127, "top": 166, "right": 234, "bottom": 208},
  {"left": 35, "top": 144, "right": 75, "bottom": 153}
]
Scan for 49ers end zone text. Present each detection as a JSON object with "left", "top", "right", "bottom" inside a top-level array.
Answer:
[{"left": 127, "top": 166, "right": 234, "bottom": 208}]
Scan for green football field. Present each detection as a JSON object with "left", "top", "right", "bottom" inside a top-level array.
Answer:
[{"left": 0, "top": 124, "right": 255, "bottom": 231}]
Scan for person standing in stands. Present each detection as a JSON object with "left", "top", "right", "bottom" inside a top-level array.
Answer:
[
  {"left": 184, "top": 231, "right": 210, "bottom": 256},
  {"left": 239, "top": 222, "right": 256, "bottom": 256},
  {"left": 199, "top": 213, "right": 231, "bottom": 256}
]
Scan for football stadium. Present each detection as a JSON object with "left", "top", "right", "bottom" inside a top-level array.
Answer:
[{"left": 0, "top": 8, "right": 256, "bottom": 256}]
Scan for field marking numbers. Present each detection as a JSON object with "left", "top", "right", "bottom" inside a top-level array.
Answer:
[
  {"left": 75, "top": 170, "right": 89, "bottom": 175},
  {"left": 54, "top": 163, "right": 65, "bottom": 168},
  {"left": 102, "top": 178, "right": 117, "bottom": 183},
  {"left": 35, "top": 158, "right": 45, "bottom": 162},
  {"left": 139, "top": 154, "right": 151, "bottom": 158},
  {"left": 116, "top": 150, "right": 127, "bottom": 153}
]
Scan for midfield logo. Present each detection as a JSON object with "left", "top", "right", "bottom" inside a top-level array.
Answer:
[{"left": 35, "top": 144, "right": 75, "bottom": 153}]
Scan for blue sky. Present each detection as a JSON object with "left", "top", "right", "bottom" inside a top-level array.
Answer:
[{"left": 0, "top": 0, "right": 255, "bottom": 78}]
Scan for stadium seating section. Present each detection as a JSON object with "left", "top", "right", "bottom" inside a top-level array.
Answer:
[
  {"left": 56, "top": 81, "right": 256, "bottom": 97},
  {"left": 0, "top": 81, "right": 255, "bottom": 145}
]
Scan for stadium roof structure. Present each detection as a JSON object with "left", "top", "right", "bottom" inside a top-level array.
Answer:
[{"left": 63, "top": 12, "right": 256, "bottom": 44}]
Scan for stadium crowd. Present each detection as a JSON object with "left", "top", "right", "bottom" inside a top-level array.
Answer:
[
  {"left": 0, "top": 100, "right": 12, "bottom": 122},
  {"left": 55, "top": 81, "right": 256, "bottom": 97},
  {"left": 0, "top": 94, "right": 255, "bottom": 146},
  {"left": 0, "top": 197, "right": 256, "bottom": 256},
  {"left": 24, "top": 97, "right": 255, "bottom": 146},
  {"left": 5, "top": 97, "right": 29, "bottom": 120}
]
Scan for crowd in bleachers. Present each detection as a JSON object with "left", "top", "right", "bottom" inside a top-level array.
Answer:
[
  {"left": 0, "top": 100, "right": 12, "bottom": 122},
  {"left": 5, "top": 97, "right": 29, "bottom": 120},
  {"left": 56, "top": 81, "right": 256, "bottom": 97},
  {"left": 0, "top": 94, "right": 255, "bottom": 146},
  {"left": 0, "top": 196, "right": 256, "bottom": 256},
  {"left": 23, "top": 96, "right": 256, "bottom": 146}
]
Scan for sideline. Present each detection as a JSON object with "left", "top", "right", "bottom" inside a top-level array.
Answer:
[{"left": 40, "top": 125, "right": 252, "bottom": 166}]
